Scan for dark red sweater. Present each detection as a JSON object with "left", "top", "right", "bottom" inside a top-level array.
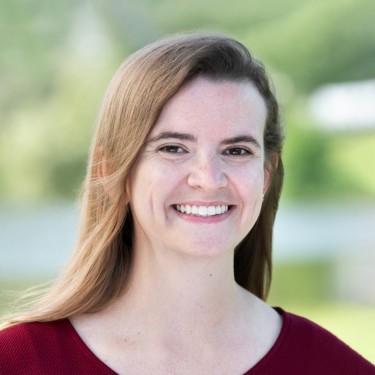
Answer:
[{"left": 0, "top": 309, "right": 374, "bottom": 374}]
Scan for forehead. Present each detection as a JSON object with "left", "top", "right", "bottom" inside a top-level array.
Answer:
[{"left": 151, "top": 76, "right": 267, "bottom": 138}]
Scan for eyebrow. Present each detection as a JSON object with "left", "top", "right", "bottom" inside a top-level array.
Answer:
[
  {"left": 148, "top": 131, "right": 197, "bottom": 143},
  {"left": 148, "top": 131, "right": 261, "bottom": 149},
  {"left": 221, "top": 135, "right": 261, "bottom": 149}
]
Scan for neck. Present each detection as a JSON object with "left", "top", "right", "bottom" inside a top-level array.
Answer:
[{"left": 108, "top": 242, "right": 250, "bottom": 337}]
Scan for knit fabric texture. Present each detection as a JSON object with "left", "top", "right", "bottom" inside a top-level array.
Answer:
[{"left": 1, "top": 309, "right": 374, "bottom": 374}]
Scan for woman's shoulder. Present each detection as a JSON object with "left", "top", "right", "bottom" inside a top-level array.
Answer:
[
  {"left": 0, "top": 320, "right": 69, "bottom": 370},
  {"left": 249, "top": 308, "right": 375, "bottom": 374},
  {"left": 280, "top": 308, "right": 367, "bottom": 355},
  {"left": 0, "top": 319, "right": 67, "bottom": 348},
  {"left": 0, "top": 319, "right": 116, "bottom": 374}
]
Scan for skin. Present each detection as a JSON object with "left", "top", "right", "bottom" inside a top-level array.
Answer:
[
  {"left": 129, "top": 76, "right": 269, "bottom": 261},
  {"left": 71, "top": 77, "right": 282, "bottom": 375}
]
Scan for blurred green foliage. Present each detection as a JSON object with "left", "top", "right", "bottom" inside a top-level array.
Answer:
[
  {"left": 269, "top": 260, "right": 337, "bottom": 307},
  {"left": 1, "top": 0, "right": 375, "bottom": 203},
  {"left": 282, "top": 110, "right": 375, "bottom": 200}
]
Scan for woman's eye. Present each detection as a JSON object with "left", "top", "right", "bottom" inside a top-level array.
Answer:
[
  {"left": 224, "top": 147, "right": 251, "bottom": 156},
  {"left": 158, "top": 145, "right": 185, "bottom": 154}
]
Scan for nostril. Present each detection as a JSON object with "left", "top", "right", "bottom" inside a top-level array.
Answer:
[{"left": 187, "top": 163, "right": 228, "bottom": 190}]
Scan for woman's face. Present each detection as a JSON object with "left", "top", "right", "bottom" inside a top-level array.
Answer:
[{"left": 128, "top": 76, "right": 271, "bottom": 259}]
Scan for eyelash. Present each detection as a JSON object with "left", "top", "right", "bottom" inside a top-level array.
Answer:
[
  {"left": 158, "top": 145, "right": 186, "bottom": 154},
  {"left": 157, "top": 145, "right": 253, "bottom": 157},
  {"left": 223, "top": 147, "right": 253, "bottom": 156}
]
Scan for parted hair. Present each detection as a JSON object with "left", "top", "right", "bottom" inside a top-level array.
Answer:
[{"left": 3, "top": 32, "right": 283, "bottom": 327}]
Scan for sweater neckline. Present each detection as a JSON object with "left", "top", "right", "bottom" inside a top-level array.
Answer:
[
  {"left": 243, "top": 307, "right": 290, "bottom": 374},
  {"left": 64, "top": 307, "right": 290, "bottom": 375}
]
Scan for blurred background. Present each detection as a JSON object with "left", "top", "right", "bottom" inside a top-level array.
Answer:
[{"left": 1, "top": 0, "right": 374, "bottom": 361}]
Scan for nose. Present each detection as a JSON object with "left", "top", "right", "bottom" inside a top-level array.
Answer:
[{"left": 187, "top": 153, "right": 228, "bottom": 191}]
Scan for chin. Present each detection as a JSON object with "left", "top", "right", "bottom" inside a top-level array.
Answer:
[{"left": 179, "top": 238, "right": 237, "bottom": 259}]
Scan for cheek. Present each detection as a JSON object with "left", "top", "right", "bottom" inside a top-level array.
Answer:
[
  {"left": 236, "top": 167, "right": 264, "bottom": 220},
  {"left": 129, "top": 161, "right": 180, "bottom": 210},
  {"left": 236, "top": 165, "right": 265, "bottom": 193}
]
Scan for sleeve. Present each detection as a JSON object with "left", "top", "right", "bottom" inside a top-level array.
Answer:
[{"left": 248, "top": 310, "right": 375, "bottom": 375}]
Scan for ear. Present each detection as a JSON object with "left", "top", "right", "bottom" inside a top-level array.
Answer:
[
  {"left": 263, "top": 152, "right": 279, "bottom": 195},
  {"left": 94, "top": 146, "right": 108, "bottom": 180},
  {"left": 94, "top": 147, "right": 130, "bottom": 205},
  {"left": 124, "top": 179, "right": 131, "bottom": 205}
]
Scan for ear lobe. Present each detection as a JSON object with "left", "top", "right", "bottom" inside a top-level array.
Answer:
[
  {"left": 94, "top": 147, "right": 109, "bottom": 180},
  {"left": 94, "top": 147, "right": 130, "bottom": 204},
  {"left": 263, "top": 153, "right": 279, "bottom": 195},
  {"left": 94, "top": 147, "right": 113, "bottom": 196},
  {"left": 124, "top": 179, "right": 130, "bottom": 205}
]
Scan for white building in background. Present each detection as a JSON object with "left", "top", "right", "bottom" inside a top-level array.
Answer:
[{"left": 310, "top": 79, "right": 375, "bottom": 131}]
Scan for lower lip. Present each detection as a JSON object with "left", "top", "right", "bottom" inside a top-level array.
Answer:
[{"left": 173, "top": 207, "right": 233, "bottom": 223}]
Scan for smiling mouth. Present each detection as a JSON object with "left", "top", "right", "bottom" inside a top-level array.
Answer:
[{"left": 175, "top": 204, "right": 230, "bottom": 217}]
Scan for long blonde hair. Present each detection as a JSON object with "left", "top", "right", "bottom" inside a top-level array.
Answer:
[{"left": 3, "top": 32, "right": 283, "bottom": 327}]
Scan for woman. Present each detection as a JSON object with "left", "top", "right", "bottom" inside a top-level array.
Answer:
[{"left": 1, "top": 33, "right": 374, "bottom": 374}]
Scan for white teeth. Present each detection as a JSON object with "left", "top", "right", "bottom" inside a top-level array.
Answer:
[
  {"left": 176, "top": 204, "right": 229, "bottom": 217},
  {"left": 192, "top": 206, "right": 199, "bottom": 215},
  {"left": 198, "top": 206, "right": 207, "bottom": 216},
  {"left": 207, "top": 206, "right": 216, "bottom": 216}
]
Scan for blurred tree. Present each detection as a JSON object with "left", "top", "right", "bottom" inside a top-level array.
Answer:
[
  {"left": 282, "top": 108, "right": 370, "bottom": 200},
  {"left": 1, "top": 0, "right": 374, "bottom": 202},
  {"left": 245, "top": 0, "right": 375, "bottom": 91},
  {"left": 0, "top": 1, "right": 120, "bottom": 202},
  {"left": 0, "top": 0, "right": 77, "bottom": 109}
]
